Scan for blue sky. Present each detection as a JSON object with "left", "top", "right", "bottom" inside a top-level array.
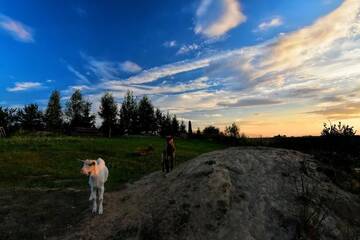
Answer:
[{"left": 2, "top": 0, "right": 360, "bottom": 136}]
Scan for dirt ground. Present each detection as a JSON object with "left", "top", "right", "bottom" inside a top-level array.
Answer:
[
  {"left": 1, "top": 147, "right": 359, "bottom": 240},
  {"left": 0, "top": 188, "right": 88, "bottom": 240}
]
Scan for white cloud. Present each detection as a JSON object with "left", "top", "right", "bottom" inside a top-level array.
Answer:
[
  {"left": 163, "top": 40, "right": 177, "bottom": 48},
  {"left": 7, "top": 82, "right": 42, "bottom": 92},
  {"left": 195, "top": 0, "right": 246, "bottom": 38},
  {"left": 119, "top": 60, "right": 142, "bottom": 73},
  {"left": 0, "top": 14, "right": 34, "bottom": 42},
  {"left": 176, "top": 43, "right": 200, "bottom": 55},
  {"left": 255, "top": 17, "right": 283, "bottom": 32}
]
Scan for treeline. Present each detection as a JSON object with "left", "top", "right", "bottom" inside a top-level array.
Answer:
[{"left": 0, "top": 90, "right": 190, "bottom": 137}]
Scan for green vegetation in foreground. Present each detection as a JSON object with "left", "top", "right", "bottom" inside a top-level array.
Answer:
[{"left": 0, "top": 136, "right": 225, "bottom": 190}]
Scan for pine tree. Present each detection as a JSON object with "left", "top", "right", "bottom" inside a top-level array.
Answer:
[
  {"left": 65, "top": 89, "right": 84, "bottom": 128},
  {"left": 196, "top": 127, "right": 201, "bottom": 137},
  {"left": 65, "top": 89, "right": 95, "bottom": 128},
  {"left": 179, "top": 120, "right": 186, "bottom": 135},
  {"left": 99, "top": 93, "right": 118, "bottom": 138},
  {"left": 119, "top": 90, "right": 138, "bottom": 134},
  {"left": 82, "top": 101, "right": 96, "bottom": 128},
  {"left": 45, "top": 90, "right": 62, "bottom": 131},
  {"left": 18, "top": 104, "right": 44, "bottom": 131},
  {"left": 188, "top": 121, "right": 193, "bottom": 136},
  {"left": 160, "top": 111, "right": 172, "bottom": 136},
  {"left": 171, "top": 115, "right": 179, "bottom": 136},
  {"left": 154, "top": 108, "right": 163, "bottom": 135},
  {"left": 0, "top": 107, "right": 18, "bottom": 134},
  {"left": 138, "top": 95, "right": 155, "bottom": 134}
]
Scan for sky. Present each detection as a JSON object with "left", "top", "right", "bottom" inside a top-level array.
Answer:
[{"left": 1, "top": 0, "right": 360, "bottom": 137}]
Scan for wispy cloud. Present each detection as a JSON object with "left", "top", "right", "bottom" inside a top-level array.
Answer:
[
  {"left": 67, "top": 65, "right": 90, "bottom": 84},
  {"left": 307, "top": 101, "right": 360, "bottom": 119},
  {"left": 0, "top": 14, "right": 34, "bottom": 42},
  {"left": 119, "top": 60, "right": 142, "bottom": 73},
  {"left": 7, "top": 82, "right": 42, "bottom": 92},
  {"left": 195, "top": 0, "right": 246, "bottom": 38},
  {"left": 218, "top": 98, "right": 283, "bottom": 107},
  {"left": 255, "top": 17, "right": 283, "bottom": 32}
]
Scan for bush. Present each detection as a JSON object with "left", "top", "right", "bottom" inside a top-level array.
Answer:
[{"left": 321, "top": 122, "right": 356, "bottom": 137}]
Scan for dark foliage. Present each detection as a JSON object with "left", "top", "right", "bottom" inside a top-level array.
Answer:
[
  {"left": 99, "top": 92, "right": 118, "bottom": 138},
  {"left": 202, "top": 125, "right": 220, "bottom": 138},
  {"left": 45, "top": 90, "right": 63, "bottom": 131},
  {"left": 138, "top": 95, "right": 155, "bottom": 134},
  {"left": 179, "top": 121, "right": 187, "bottom": 135},
  {"left": 188, "top": 121, "right": 193, "bottom": 136},
  {"left": 225, "top": 122, "right": 240, "bottom": 138},
  {"left": 65, "top": 89, "right": 95, "bottom": 129},
  {"left": 171, "top": 115, "right": 179, "bottom": 136},
  {"left": 160, "top": 112, "right": 172, "bottom": 136},
  {"left": 0, "top": 107, "right": 18, "bottom": 135},
  {"left": 321, "top": 122, "right": 356, "bottom": 137},
  {"left": 18, "top": 104, "right": 44, "bottom": 131},
  {"left": 119, "top": 90, "right": 138, "bottom": 134}
]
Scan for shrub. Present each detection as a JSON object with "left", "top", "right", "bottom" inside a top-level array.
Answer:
[{"left": 321, "top": 122, "right": 356, "bottom": 137}]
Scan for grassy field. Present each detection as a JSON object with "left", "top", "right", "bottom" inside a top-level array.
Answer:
[{"left": 0, "top": 136, "right": 225, "bottom": 190}]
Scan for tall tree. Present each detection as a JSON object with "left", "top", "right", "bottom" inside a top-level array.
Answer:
[
  {"left": 65, "top": 89, "right": 95, "bottom": 128},
  {"left": 82, "top": 101, "right": 96, "bottom": 128},
  {"left": 0, "top": 107, "right": 18, "bottom": 134},
  {"left": 45, "top": 90, "right": 62, "bottom": 131},
  {"left": 171, "top": 115, "right": 179, "bottom": 136},
  {"left": 154, "top": 108, "right": 163, "bottom": 135},
  {"left": 203, "top": 125, "right": 220, "bottom": 138},
  {"left": 18, "top": 104, "right": 44, "bottom": 131},
  {"left": 160, "top": 111, "right": 172, "bottom": 136},
  {"left": 225, "top": 122, "right": 240, "bottom": 138},
  {"left": 99, "top": 93, "right": 118, "bottom": 138},
  {"left": 138, "top": 95, "right": 155, "bottom": 134},
  {"left": 188, "top": 121, "right": 193, "bottom": 136},
  {"left": 179, "top": 120, "right": 186, "bottom": 135},
  {"left": 119, "top": 90, "right": 138, "bottom": 134},
  {"left": 196, "top": 127, "right": 201, "bottom": 136},
  {"left": 65, "top": 89, "right": 84, "bottom": 128}
]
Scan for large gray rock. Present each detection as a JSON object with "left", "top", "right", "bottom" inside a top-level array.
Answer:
[{"left": 61, "top": 147, "right": 360, "bottom": 240}]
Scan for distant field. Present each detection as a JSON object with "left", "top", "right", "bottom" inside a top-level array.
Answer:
[{"left": 0, "top": 136, "right": 225, "bottom": 190}]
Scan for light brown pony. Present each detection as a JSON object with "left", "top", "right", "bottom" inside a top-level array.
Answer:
[{"left": 162, "top": 136, "right": 176, "bottom": 173}]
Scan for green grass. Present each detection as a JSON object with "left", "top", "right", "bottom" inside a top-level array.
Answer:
[{"left": 0, "top": 136, "right": 225, "bottom": 190}]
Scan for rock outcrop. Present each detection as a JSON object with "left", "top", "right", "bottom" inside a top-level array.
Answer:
[{"left": 61, "top": 147, "right": 360, "bottom": 240}]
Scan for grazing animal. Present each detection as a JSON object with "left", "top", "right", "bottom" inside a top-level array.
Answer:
[
  {"left": 80, "top": 158, "right": 109, "bottom": 214},
  {"left": 134, "top": 145, "right": 154, "bottom": 156},
  {"left": 162, "top": 136, "right": 176, "bottom": 173}
]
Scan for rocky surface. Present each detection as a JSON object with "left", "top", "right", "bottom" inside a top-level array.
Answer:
[{"left": 59, "top": 147, "right": 360, "bottom": 240}]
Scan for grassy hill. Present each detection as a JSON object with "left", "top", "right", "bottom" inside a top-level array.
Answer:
[{"left": 0, "top": 136, "right": 225, "bottom": 190}]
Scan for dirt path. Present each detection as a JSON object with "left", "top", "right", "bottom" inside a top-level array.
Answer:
[{"left": 57, "top": 147, "right": 360, "bottom": 240}]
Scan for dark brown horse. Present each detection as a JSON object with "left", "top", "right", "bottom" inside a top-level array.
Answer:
[{"left": 162, "top": 136, "right": 176, "bottom": 173}]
